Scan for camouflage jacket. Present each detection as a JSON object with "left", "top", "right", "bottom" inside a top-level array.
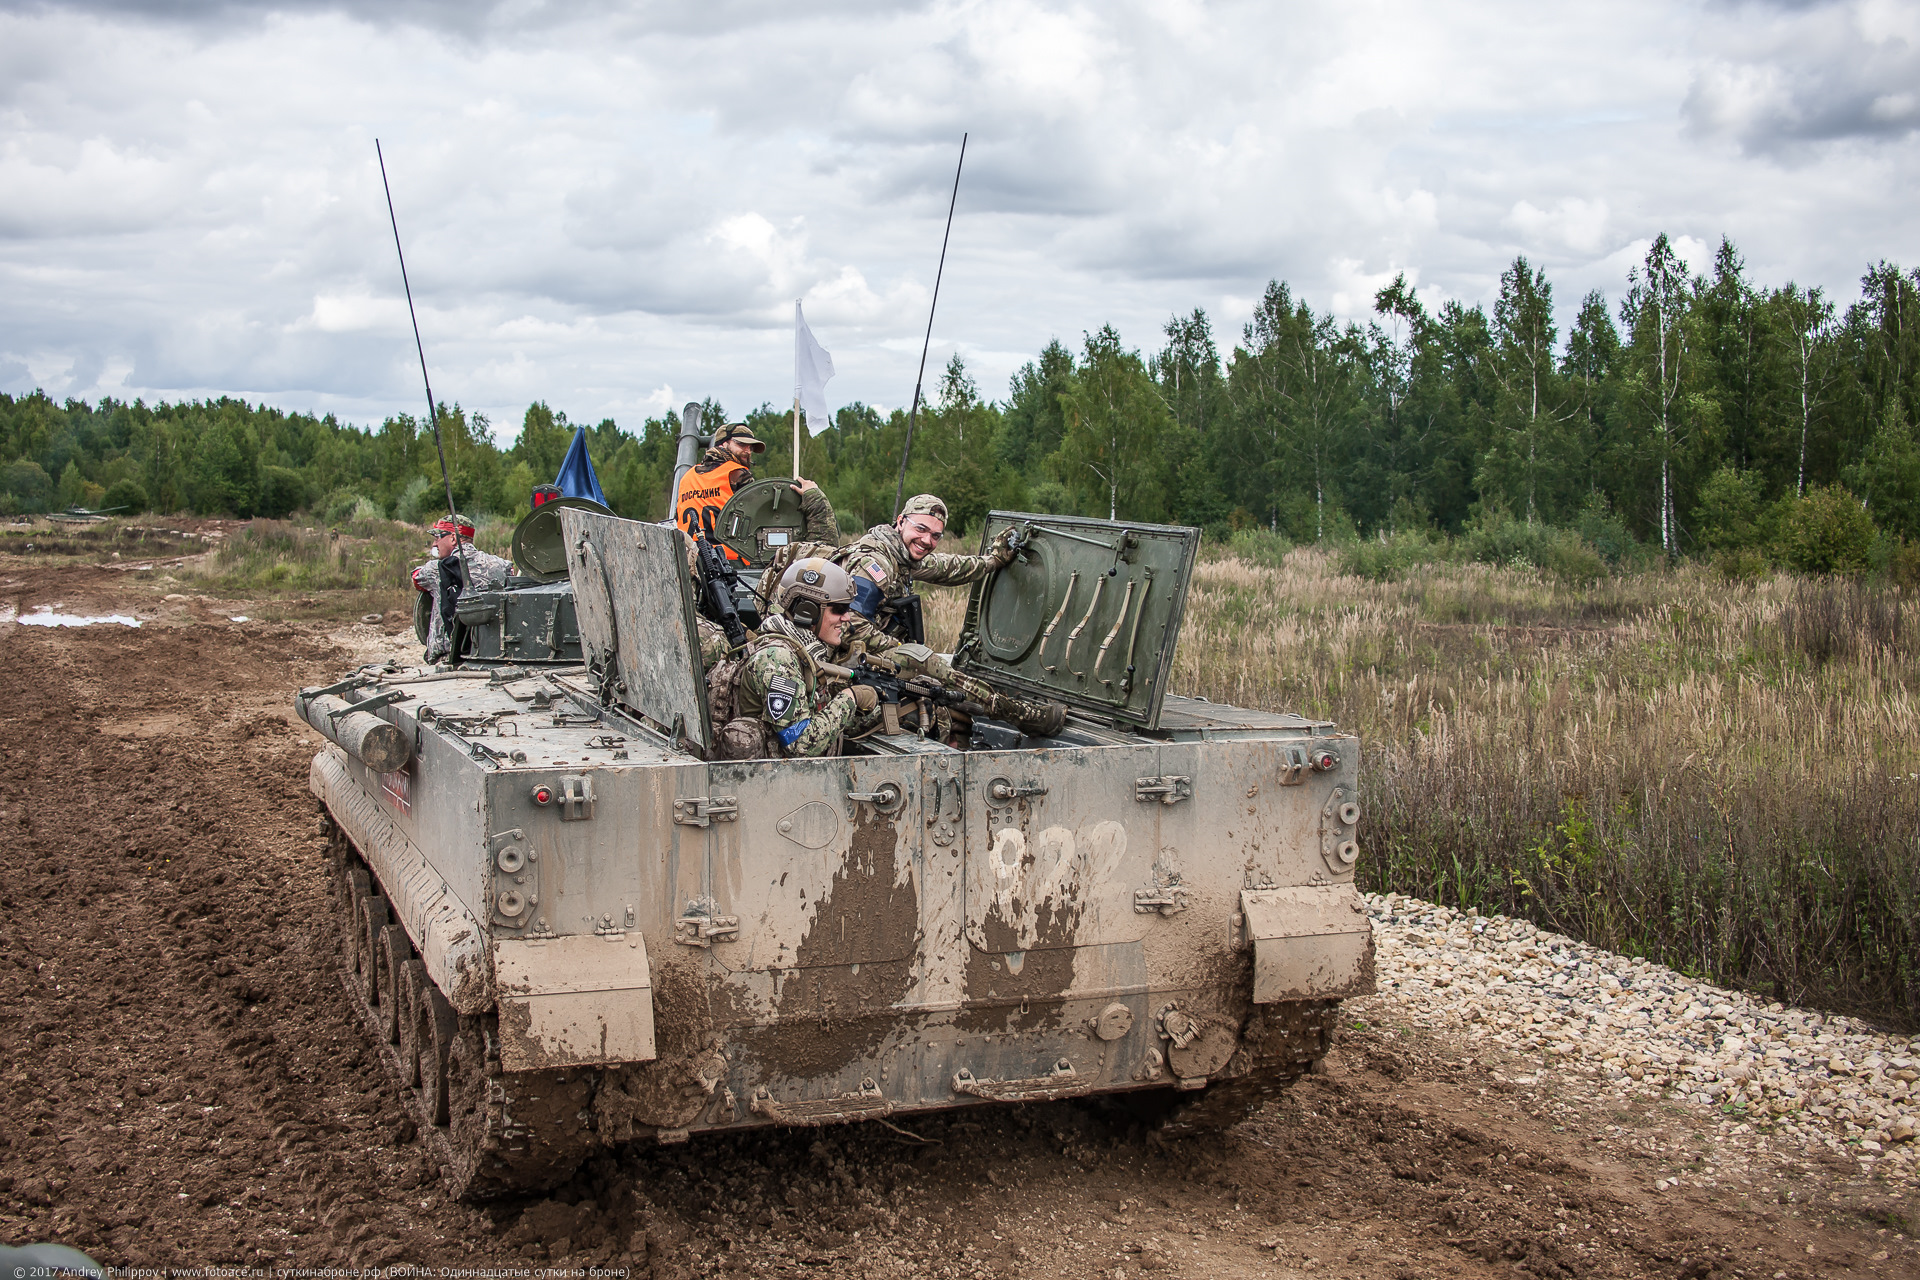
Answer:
[
  {"left": 729, "top": 615, "right": 869, "bottom": 757},
  {"left": 416, "top": 544, "right": 513, "bottom": 659},
  {"left": 764, "top": 520, "right": 1009, "bottom": 647}
]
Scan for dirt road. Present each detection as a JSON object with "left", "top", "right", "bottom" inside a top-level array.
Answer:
[{"left": 0, "top": 558, "right": 1912, "bottom": 1278}]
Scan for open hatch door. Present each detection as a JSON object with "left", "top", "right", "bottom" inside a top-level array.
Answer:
[
  {"left": 511, "top": 496, "right": 614, "bottom": 582},
  {"left": 712, "top": 477, "right": 812, "bottom": 569},
  {"left": 560, "top": 508, "right": 714, "bottom": 752},
  {"left": 953, "top": 512, "right": 1200, "bottom": 731}
]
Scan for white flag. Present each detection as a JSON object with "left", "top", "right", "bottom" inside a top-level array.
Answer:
[{"left": 794, "top": 301, "right": 836, "bottom": 433}]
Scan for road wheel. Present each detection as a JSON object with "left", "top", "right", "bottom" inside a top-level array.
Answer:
[
  {"left": 355, "top": 895, "right": 389, "bottom": 1007},
  {"left": 417, "top": 981, "right": 458, "bottom": 1127},
  {"left": 376, "top": 923, "right": 412, "bottom": 1043},
  {"left": 397, "top": 959, "right": 430, "bottom": 1088}
]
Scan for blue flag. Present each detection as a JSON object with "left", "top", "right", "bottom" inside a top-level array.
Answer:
[{"left": 554, "top": 426, "right": 607, "bottom": 506}]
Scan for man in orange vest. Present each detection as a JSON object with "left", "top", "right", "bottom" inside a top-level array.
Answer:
[
  {"left": 676, "top": 423, "right": 761, "bottom": 543},
  {"left": 676, "top": 421, "right": 831, "bottom": 561}
]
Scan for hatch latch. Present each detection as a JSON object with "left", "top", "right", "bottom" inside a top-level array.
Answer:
[
  {"left": 1134, "top": 775, "right": 1192, "bottom": 805},
  {"left": 672, "top": 795, "right": 738, "bottom": 827}
]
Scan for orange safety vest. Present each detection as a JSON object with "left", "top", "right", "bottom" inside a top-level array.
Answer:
[{"left": 675, "top": 460, "right": 751, "bottom": 560}]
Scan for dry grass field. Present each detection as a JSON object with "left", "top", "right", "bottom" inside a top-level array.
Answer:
[{"left": 1172, "top": 549, "right": 1920, "bottom": 1030}]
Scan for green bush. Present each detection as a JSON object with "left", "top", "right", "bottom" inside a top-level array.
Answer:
[
  {"left": 256, "top": 466, "right": 309, "bottom": 519},
  {"left": 1536, "top": 530, "right": 1609, "bottom": 585},
  {"left": 1573, "top": 492, "right": 1644, "bottom": 566},
  {"left": 102, "top": 478, "right": 150, "bottom": 514},
  {"left": 1229, "top": 527, "right": 1293, "bottom": 568},
  {"left": 1461, "top": 506, "right": 1608, "bottom": 584},
  {"left": 1693, "top": 465, "right": 1767, "bottom": 552},
  {"left": 322, "top": 489, "right": 371, "bottom": 525},
  {"left": 4, "top": 458, "right": 52, "bottom": 510},
  {"left": 391, "top": 476, "right": 434, "bottom": 526},
  {"left": 1714, "top": 547, "right": 1768, "bottom": 582},
  {"left": 1339, "top": 532, "right": 1442, "bottom": 582},
  {"left": 1877, "top": 535, "right": 1920, "bottom": 591},
  {"left": 1777, "top": 483, "right": 1875, "bottom": 576}
]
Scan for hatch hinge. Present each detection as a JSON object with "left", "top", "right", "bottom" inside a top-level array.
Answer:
[
  {"left": 672, "top": 795, "right": 738, "bottom": 827},
  {"left": 558, "top": 774, "right": 594, "bottom": 821},
  {"left": 1279, "top": 744, "right": 1310, "bottom": 785},
  {"left": 673, "top": 896, "right": 739, "bottom": 948},
  {"left": 1133, "top": 867, "right": 1190, "bottom": 916},
  {"left": 1134, "top": 775, "right": 1192, "bottom": 805}
]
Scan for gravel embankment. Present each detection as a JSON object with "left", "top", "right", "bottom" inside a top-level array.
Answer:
[{"left": 1353, "top": 892, "right": 1920, "bottom": 1180}]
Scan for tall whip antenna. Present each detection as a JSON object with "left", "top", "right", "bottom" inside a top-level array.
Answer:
[
  {"left": 892, "top": 132, "right": 967, "bottom": 522},
  {"left": 375, "top": 140, "right": 470, "bottom": 601}
]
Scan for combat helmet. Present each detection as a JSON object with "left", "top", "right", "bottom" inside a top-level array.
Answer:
[{"left": 776, "top": 557, "right": 854, "bottom": 630}]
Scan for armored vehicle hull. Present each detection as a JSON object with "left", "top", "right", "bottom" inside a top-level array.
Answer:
[{"left": 302, "top": 509, "right": 1374, "bottom": 1199}]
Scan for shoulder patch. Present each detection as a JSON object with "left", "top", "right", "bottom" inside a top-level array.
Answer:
[
  {"left": 865, "top": 560, "right": 887, "bottom": 583},
  {"left": 764, "top": 674, "right": 800, "bottom": 721}
]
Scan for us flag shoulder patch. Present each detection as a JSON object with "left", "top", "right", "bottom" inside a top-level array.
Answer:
[{"left": 764, "top": 675, "right": 800, "bottom": 721}]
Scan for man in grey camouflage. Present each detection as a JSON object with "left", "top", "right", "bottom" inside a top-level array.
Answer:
[
  {"left": 765, "top": 493, "right": 1064, "bottom": 736},
  {"left": 709, "top": 558, "right": 883, "bottom": 759},
  {"left": 413, "top": 513, "right": 512, "bottom": 663}
]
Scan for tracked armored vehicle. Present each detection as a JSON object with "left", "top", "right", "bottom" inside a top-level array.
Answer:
[{"left": 302, "top": 494, "right": 1375, "bottom": 1199}]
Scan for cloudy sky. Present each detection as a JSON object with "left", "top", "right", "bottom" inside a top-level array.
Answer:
[{"left": 2, "top": 0, "right": 1917, "bottom": 442}]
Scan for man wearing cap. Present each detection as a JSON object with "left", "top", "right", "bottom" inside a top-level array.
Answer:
[
  {"left": 765, "top": 494, "right": 1065, "bottom": 736},
  {"left": 674, "top": 423, "right": 836, "bottom": 561},
  {"left": 411, "top": 513, "right": 513, "bottom": 663}
]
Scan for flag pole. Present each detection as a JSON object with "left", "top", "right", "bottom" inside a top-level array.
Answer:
[{"left": 792, "top": 395, "right": 801, "bottom": 480}]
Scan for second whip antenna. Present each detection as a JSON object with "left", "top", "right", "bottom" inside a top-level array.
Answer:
[{"left": 891, "top": 133, "right": 968, "bottom": 522}]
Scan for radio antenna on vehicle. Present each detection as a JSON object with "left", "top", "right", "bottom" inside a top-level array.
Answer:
[
  {"left": 376, "top": 140, "right": 470, "bottom": 592},
  {"left": 891, "top": 132, "right": 967, "bottom": 523}
]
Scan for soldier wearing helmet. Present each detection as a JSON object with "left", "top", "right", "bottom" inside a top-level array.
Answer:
[
  {"left": 708, "top": 557, "right": 885, "bottom": 760},
  {"left": 760, "top": 493, "right": 1065, "bottom": 737}
]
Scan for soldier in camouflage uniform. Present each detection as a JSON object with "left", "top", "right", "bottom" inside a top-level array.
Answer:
[
  {"left": 680, "top": 480, "right": 839, "bottom": 674},
  {"left": 764, "top": 493, "right": 1065, "bottom": 736},
  {"left": 413, "top": 513, "right": 513, "bottom": 663},
  {"left": 709, "top": 558, "right": 884, "bottom": 760}
]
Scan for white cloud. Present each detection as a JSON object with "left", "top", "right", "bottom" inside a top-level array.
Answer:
[{"left": 0, "top": 0, "right": 1915, "bottom": 442}]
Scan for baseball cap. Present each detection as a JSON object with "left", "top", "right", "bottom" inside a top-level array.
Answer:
[
  {"left": 712, "top": 422, "right": 766, "bottom": 453},
  {"left": 898, "top": 494, "right": 949, "bottom": 524}
]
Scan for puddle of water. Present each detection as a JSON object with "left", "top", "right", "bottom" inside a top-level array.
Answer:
[{"left": 13, "top": 606, "right": 142, "bottom": 628}]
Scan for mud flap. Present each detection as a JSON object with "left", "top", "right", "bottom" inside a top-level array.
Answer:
[
  {"left": 1241, "top": 885, "right": 1376, "bottom": 1003},
  {"left": 494, "top": 934, "right": 657, "bottom": 1070}
]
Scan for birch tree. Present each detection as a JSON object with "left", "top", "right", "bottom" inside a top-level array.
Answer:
[
  {"left": 1768, "top": 284, "right": 1837, "bottom": 497},
  {"left": 1057, "top": 326, "right": 1170, "bottom": 520},
  {"left": 1619, "top": 234, "right": 1707, "bottom": 554}
]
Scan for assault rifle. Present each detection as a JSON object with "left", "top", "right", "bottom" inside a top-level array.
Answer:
[
  {"left": 693, "top": 527, "right": 750, "bottom": 650},
  {"left": 839, "top": 653, "right": 970, "bottom": 737}
]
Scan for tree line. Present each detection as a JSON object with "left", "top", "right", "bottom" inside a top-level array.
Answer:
[{"left": 4, "top": 233, "right": 1917, "bottom": 572}]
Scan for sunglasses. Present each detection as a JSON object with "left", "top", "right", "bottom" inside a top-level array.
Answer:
[{"left": 824, "top": 603, "right": 851, "bottom": 616}]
